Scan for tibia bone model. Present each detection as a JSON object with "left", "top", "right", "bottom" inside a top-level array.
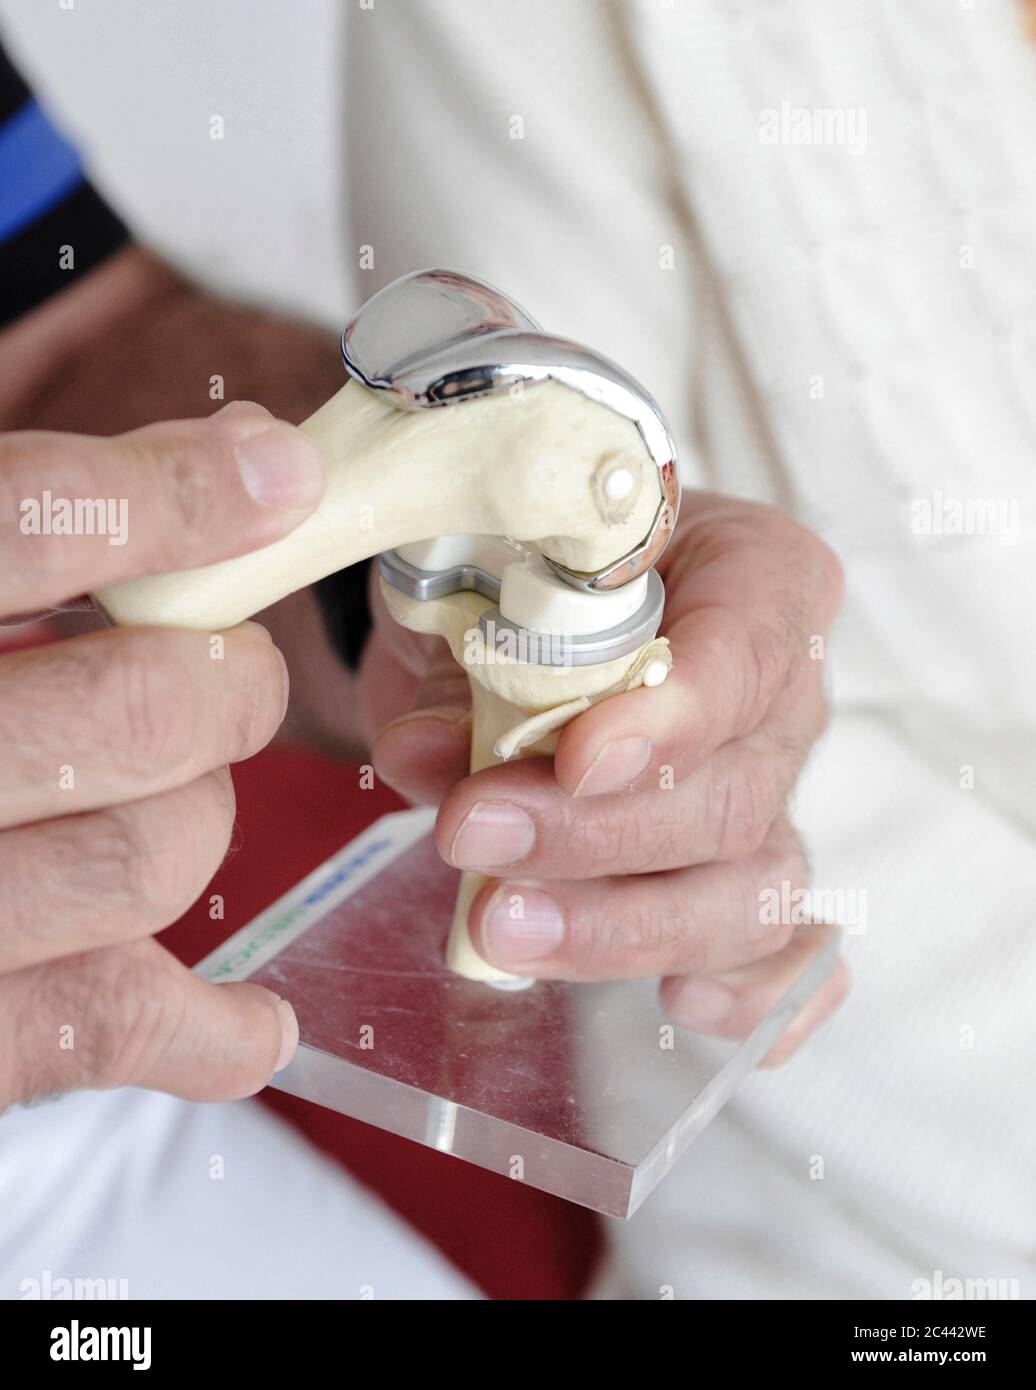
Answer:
[
  {"left": 95, "top": 269, "right": 680, "bottom": 989},
  {"left": 380, "top": 577, "right": 672, "bottom": 986}
]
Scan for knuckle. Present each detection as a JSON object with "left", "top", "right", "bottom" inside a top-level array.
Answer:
[
  {"left": 114, "top": 811, "right": 194, "bottom": 926},
  {"left": 53, "top": 809, "right": 146, "bottom": 918},
  {"left": 109, "top": 778, "right": 235, "bottom": 926},
  {"left": 742, "top": 621, "right": 785, "bottom": 724},
  {"left": 2, "top": 775, "right": 237, "bottom": 964},
  {"left": 669, "top": 610, "right": 734, "bottom": 751},
  {"left": 766, "top": 678, "right": 830, "bottom": 768},
  {"left": 157, "top": 434, "right": 223, "bottom": 541},
  {"left": 10, "top": 944, "right": 181, "bottom": 1098},
  {"left": 632, "top": 806, "right": 687, "bottom": 872},
  {"left": 565, "top": 800, "right": 686, "bottom": 876},
  {"left": 96, "top": 634, "right": 198, "bottom": 773},
  {"left": 563, "top": 801, "right": 637, "bottom": 873},
  {"left": 707, "top": 757, "right": 780, "bottom": 860},
  {"left": 572, "top": 886, "right": 699, "bottom": 977},
  {"left": 71, "top": 945, "right": 183, "bottom": 1091}
]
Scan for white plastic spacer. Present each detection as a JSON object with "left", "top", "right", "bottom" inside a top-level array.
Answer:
[
  {"left": 603, "top": 467, "right": 635, "bottom": 503},
  {"left": 499, "top": 557, "right": 647, "bottom": 636}
]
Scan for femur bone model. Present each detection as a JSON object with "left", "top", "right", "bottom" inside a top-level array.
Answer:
[{"left": 97, "top": 270, "right": 681, "bottom": 988}]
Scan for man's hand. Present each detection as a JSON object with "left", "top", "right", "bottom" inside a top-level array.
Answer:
[
  {"left": 0, "top": 242, "right": 364, "bottom": 757},
  {"left": 0, "top": 401, "right": 324, "bottom": 1109},
  {"left": 365, "top": 495, "right": 849, "bottom": 1065}
]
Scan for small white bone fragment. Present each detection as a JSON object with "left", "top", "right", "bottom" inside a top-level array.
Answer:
[{"left": 642, "top": 658, "right": 670, "bottom": 688}]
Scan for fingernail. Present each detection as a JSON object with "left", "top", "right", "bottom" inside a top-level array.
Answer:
[
  {"left": 481, "top": 885, "right": 565, "bottom": 964},
  {"left": 574, "top": 736, "right": 652, "bottom": 796},
  {"left": 274, "top": 998, "right": 299, "bottom": 1072},
  {"left": 451, "top": 800, "right": 535, "bottom": 868},
  {"left": 671, "top": 978, "right": 734, "bottom": 1028},
  {"left": 236, "top": 426, "right": 325, "bottom": 509}
]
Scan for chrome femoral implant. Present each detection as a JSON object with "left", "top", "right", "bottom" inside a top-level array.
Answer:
[{"left": 340, "top": 269, "right": 680, "bottom": 593}]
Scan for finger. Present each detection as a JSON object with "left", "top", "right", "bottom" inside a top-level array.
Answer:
[
  {"left": 0, "top": 402, "right": 325, "bottom": 614},
  {"left": 553, "top": 499, "right": 842, "bottom": 796},
  {"left": 466, "top": 816, "right": 804, "bottom": 981},
  {"left": 0, "top": 767, "right": 237, "bottom": 972},
  {"left": 660, "top": 925, "right": 850, "bottom": 1064},
  {"left": 757, "top": 955, "right": 850, "bottom": 1066},
  {"left": 0, "top": 937, "right": 297, "bottom": 1108},
  {"left": 437, "top": 666, "right": 827, "bottom": 877},
  {"left": 370, "top": 640, "right": 472, "bottom": 805},
  {"left": 0, "top": 621, "right": 287, "bottom": 827}
]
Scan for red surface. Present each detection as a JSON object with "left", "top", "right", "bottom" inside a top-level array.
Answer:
[{"left": 161, "top": 742, "right": 602, "bottom": 1300}]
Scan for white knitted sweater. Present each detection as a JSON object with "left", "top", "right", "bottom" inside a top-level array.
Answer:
[{"left": 345, "top": 0, "right": 1036, "bottom": 1297}]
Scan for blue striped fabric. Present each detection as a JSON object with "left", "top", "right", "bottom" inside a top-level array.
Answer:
[
  {"left": 0, "top": 42, "right": 127, "bottom": 325},
  {"left": 0, "top": 97, "right": 84, "bottom": 243}
]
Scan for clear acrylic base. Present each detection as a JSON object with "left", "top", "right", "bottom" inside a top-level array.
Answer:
[{"left": 195, "top": 808, "right": 839, "bottom": 1219}]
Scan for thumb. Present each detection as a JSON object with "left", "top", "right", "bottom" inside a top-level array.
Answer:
[{"left": 1, "top": 400, "right": 325, "bottom": 616}]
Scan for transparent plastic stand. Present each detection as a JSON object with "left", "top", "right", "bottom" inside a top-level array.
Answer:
[{"left": 195, "top": 808, "right": 839, "bottom": 1219}]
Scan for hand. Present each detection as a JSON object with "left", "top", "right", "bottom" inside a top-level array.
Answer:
[
  {"left": 365, "top": 494, "right": 849, "bottom": 1065},
  {"left": 0, "top": 401, "right": 325, "bottom": 1109}
]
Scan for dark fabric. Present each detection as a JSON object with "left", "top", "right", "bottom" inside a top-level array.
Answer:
[
  {"left": 0, "top": 40, "right": 30, "bottom": 123},
  {"left": 0, "top": 179, "right": 129, "bottom": 325},
  {"left": 314, "top": 559, "right": 373, "bottom": 671},
  {"left": 0, "top": 39, "right": 129, "bottom": 326}
]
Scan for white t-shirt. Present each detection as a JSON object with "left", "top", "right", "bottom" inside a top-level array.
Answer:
[{"left": 1, "top": 1086, "right": 478, "bottom": 1300}]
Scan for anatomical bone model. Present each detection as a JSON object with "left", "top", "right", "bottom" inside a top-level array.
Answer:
[{"left": 97, "top": 270, "right": 681, "bottom": 988}]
